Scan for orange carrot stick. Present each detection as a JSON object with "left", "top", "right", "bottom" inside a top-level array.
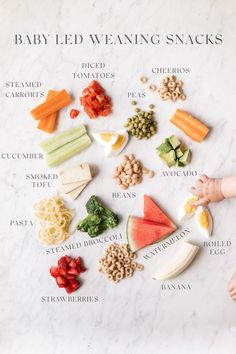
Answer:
[
  {"left": 170, "top": 109, "right": 210, "bottom": 142},
  {"left": 31, "top": 89, "right": 73, "bottom": 120},
  {"left": 37, "top": 90, "right": 58, "bottom": 133}
]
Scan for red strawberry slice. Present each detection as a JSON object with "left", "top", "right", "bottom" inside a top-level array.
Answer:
[
  {"left": 65, "top": 255, "right": 73, "bottom": 263},
  {"left": 76, "top": 256, "right": 82, "bottom": 265},
  {"left": 49, "top": 266, "right": 59, "bottom": 278},
  {"left": 77, "top": 265, "right": 86, "bottom": 273},
  {"left": 65, "top": 285, "right": 74, "bottom": 294},
  {"left": 69, "top": 278, "right": 80, "bottom": 289},
  {"left": 69, "top": 260, "right": 77, "bottom": 268},
  {"left": 58, "top": 268, "right": 67, "bottom": 276},
  {"left": 56, "top": 276, "right": 67, "bottom": 288},
  {"left": 67, "top": 268, "right": 79, "bottom": 276},
  {"left": 66, "top": 274, "right": 76, "bottom": 280}
]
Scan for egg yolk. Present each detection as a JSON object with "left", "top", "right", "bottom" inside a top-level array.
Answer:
[
  {"left": 198, "top": 211, "right": 209, "bottom": 228},
  {"left": 184, "top": 197, "right": 198, "bottom": 214},
  {"left": 112, "top": 134, "right": 125, "bottom": 150},
  {"left": 100, "top": 132, "right": 115, "bottom": 142}
]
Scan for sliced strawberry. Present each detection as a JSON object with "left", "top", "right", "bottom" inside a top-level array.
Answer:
[
  {"left": 58, "top": 256, "right": 67, "bottom": 265},
  {"left": 49, "top": 266, "right": 59, "bottom": 278},
  {"left": 56, "top": 275, "right": 68, "bottom": 287},
  {"left": 59, "top": 262, "right": 69, "bottom": 271},
  {"left": 65, "top": 255, "right": 73, "bottom": 264},
  {"left": 66, "top": 274, "right": 76, "bottom": 280},
  {"left": 76, "top": 256, "right": 82, "bottom": 265},
  {"left": 71, "top": 281, "right": 80, "bottom": 291},
  {"left": 58, "top": 268, "right": 67, "bottom": 276},
  {"left": 77, "top": 265, "right": 86, "bottom": 273},
  {"left": 67, "top": 268, "right": 79, "bottom": 275},
  {"left": 69, "top": 277, "right": 79, "bottom": 287},
  {"left": 65, "top": 285, "right": 74, "bottom": 294},
  {"left": 69, "top": 260, "right": 77, "bottom": 268}
]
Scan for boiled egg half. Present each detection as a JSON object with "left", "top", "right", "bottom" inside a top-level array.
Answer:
[
  {"left": 93, "top": 129, "right": 129, "bottom": 157},
  {"left": 179, "top": 194, "right": 199, "bottom": 221},
  {"left": 195, "top": 206, "right": 213, "bottom": 237}
]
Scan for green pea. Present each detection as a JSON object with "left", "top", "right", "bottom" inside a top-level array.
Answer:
[
  {"left": 131, "top": 100, "right": 137, "bottom": 105},
  {"left": 149, "top": 104, "right": 155, "bottom": 109},
  {"left": 135, "top": 108, "right": 141, "bottom": 113}
]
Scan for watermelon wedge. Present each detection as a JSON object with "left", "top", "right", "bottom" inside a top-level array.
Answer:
[
  {"left": 127, "top": 216, "right": 175, "bottom": 252},
  {"left": 144, "top": 195, "right": 176, "bottom": 229}
]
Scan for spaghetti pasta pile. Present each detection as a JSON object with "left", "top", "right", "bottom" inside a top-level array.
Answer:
[{"left": 34, "top": 195, "right": 74, "bottom": 245}]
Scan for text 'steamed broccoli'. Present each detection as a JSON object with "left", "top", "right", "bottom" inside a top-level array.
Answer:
[{"left": 77, "top": 196, "right": 119, "bottom": 237}]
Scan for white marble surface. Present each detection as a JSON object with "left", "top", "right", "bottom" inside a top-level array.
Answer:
[{"left": 0, "top": 0, "right": 236, "bottom": 353}]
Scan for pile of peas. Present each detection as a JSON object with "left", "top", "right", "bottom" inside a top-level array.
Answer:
[{"left": 124, "top": 102, "right": 158, "bottom": 140}]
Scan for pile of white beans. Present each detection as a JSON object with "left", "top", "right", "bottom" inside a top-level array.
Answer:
[{"left": 112, "top": 154, "right": 154, "bottom": 190}]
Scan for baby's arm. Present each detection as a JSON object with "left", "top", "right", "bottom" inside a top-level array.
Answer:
[
  {"left": 221, "top": 176, "right": 236, "bottom": 199},
  {"left": 191, "top": 175, "right": 236, "bottom": 206}
]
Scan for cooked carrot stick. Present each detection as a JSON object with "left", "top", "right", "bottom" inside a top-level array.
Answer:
[
  {"left": 31, "top": 89, "right": 73, "bottom": 120},
  {"left": 37, "top": 90, "right": 58, "bottom": 133},
  {"left": 170, "top": 109, "right": 210, "bottom": 142}
]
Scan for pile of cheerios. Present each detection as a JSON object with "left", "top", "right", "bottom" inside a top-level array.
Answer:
[
  {"left": 158, "top": 75, "right": 186, "bottom": 101},
  {"left": 99, "top": 243, "right": 144, "bottom": 283}
]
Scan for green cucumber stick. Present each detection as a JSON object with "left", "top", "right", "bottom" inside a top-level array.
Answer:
[
  {"left": 47, "top": 134, "right": 91, "bottom": 167},
  {"left": 40, "top": 125, "right": 87, "bottom": 154}
]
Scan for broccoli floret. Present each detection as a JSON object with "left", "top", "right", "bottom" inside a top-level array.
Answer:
[
  {"left": 77, "top": 196, "right": 119, "bottom": 237},
  {"left": 86, "top": 195, "right": 105, "bottom": 215},
  {"left": 77, "top": 214, "right": 102, "bottom": 237},
  {"left": 86, "top": 196, "right": 119, "bottom": 229}
]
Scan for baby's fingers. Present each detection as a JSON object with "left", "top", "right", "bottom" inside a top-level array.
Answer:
[
  {"left": 191, "top": 196, "right": 210, "bottom": 206},
  {"left": 229, "top": 288, "right": 236, "bottom": 297},
  {"left": 199, "top": 174, "right": 209, "bottom": 183},
  {"left": 191, "top": 187, "right": 202, "bottom": 197}
]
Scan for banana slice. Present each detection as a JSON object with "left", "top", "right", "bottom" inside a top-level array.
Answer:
[{"left": 153, "top": 241, "right": 200, "bottom": 280}]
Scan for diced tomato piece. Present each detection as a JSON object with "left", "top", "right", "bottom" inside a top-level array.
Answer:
[
  {"left": 82, "top": 88, "right": 90, "bottom": 96},
  {"left": 49, "top": 266, "right": 59, "bottom": 278},
  {"left": 99, "top": 107, "right": 112, "bottom": 116},
  {"left": 56, "top": 276, "right": 67, "bottom": 287},
  {"left": 96, "top": 94, "right": 105, "bottom": 104},
  {"left": 90, "top": 80, "right": 104, "bottom": 93},
  {"left": 70, "top": 109, "right": 80, "bottom": 119},
  {"left": 80, "top": 97, "right": 86, "bottom": 106},
  {"left": 65, "top": 285, "right": 74, "bottom": 294},
  {"left": 84, "top": 106, "right": 97, "bottom": 119}
]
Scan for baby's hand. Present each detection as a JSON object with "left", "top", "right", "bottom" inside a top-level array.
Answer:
[
  {"left": 228, "top": 272, "right": 236, "bottom": 303},
  {"left": 190, "top": 175, "right": 224, "bottom": 206}
]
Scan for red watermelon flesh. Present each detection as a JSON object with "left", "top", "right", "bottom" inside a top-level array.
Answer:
[
  {"left": 127, "top": 216, "right": 175, "bottom": 252},
  {"left": 144, "top": 195, "right": 176, "bottom": 229}
]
